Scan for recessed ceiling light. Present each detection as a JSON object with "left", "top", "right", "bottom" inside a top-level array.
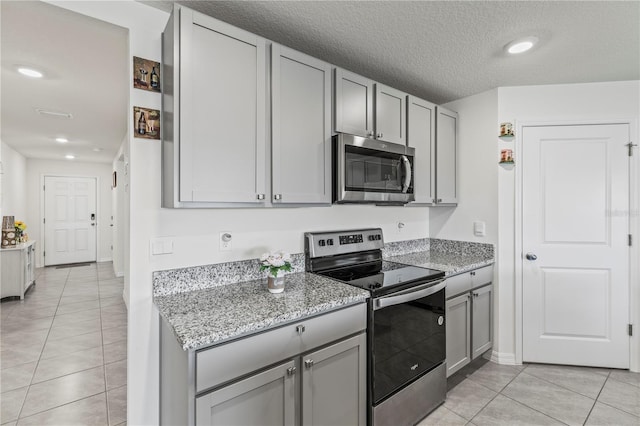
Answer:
[
  {"left": 55, "top": 137, "right": 68, "bottom": 143},
  {"left": 17, "top": 67, "right": 43, "bottom": 78},
  {"left": 65, "top": 154, "right": 75, "bottom": 160},
  {"left": 505, "top": 36, "right": 539, "bottom": 55},
  {"left": 36, "top": 108, "right": 73, "bottom": 119}
]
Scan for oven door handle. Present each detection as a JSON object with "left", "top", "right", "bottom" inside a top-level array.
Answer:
[
  {"left": 374, "top": 280, "right": 446, "bottom": 310},
  {"left": 401, "top": 155, "right": 412, "bottom": 193}
]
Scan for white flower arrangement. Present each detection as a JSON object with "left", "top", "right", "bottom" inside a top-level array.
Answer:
[{"left": 260, "top": 250, "right": 292, "bottom": 277}]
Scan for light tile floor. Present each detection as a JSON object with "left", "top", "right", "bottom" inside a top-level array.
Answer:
[
  {"left": 419, "top": 357, "right": 640, "bottom": 426},
  {"left": 0, "top": 262, "right": 127, "bottom": 425}
]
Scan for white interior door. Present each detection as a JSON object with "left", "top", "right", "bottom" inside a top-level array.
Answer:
[
  {"left": 522, "top": 123, "right": 630, "bottom": 368},
  {"left": 44, "top": 176, "right": 97, "bottom": 266}
]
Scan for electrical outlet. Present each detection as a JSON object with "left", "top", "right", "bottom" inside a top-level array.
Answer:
[
  {"left": 397, "top": 221, "right": 405, "bottom": 234},
  {"left": 220, "top": 232, "right": 232, "bottom": 251}
]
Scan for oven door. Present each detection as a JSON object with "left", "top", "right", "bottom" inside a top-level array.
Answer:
[
  {"left": 370, "top": 280, "right": 446, "bottom": 406},
  {"left": 334, "top": 134, "right": 415, "bottom": 204}
]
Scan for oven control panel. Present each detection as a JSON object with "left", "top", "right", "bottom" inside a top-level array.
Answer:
[{"left": 305, "top": 228, "right": 384, "bottom": 259}]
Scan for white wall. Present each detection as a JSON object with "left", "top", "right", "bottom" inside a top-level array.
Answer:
[
  {"left": 1, "top": 142, "right": 28, "bottom": 222},
  {"left": 497, "top": 80, "right": 640, "bottom": 367},
  {"left": 26, "top": 158, "right": 113, "bottom": 266},
  {"left": 112, "top": 140, "right": 126, "bottom": 278},
  {"left": 434, "top": 89, "right": 498, "bottom": 244}
]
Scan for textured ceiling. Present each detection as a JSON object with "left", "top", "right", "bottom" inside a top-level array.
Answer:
[
  {"left": 1, "top": 1, "right": 128, "bottom": 163},
  {"left": 146, "top": 0, "right": 640, "bottom": 104}
]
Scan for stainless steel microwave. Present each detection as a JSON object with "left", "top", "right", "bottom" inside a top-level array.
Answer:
[{"left": 333, "top": 134, "right": 415, "bottom": 204}]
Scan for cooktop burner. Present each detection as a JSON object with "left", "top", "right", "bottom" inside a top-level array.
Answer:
[{"left": 317, "top": 260, "right": 444, "bottom": 294}]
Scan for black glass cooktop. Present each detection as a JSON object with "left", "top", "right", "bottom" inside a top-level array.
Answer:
[{"left": 318, "top": 260, "right": 444, "bottom": 294}]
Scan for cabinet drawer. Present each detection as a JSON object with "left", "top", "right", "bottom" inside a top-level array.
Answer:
[
  {"left": 471, "top": 265, "right": 493, "bottom": 289},
  {"left": 195, "top": 303, "right": 366, "bottom": 393},
  {"left": 445, "top": 272, "right": 471, "bottom": 299}
]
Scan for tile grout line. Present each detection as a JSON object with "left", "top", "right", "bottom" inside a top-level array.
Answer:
[
  {"left": 464, "top": 363, "right": 526, "bottom": 423},
  {"left": 15, "top": 266, "right": 70, "bottom": 420},
  {"left": 517, "top": 368, "right": 604, "bottom": 401},
  {"left": 581, "top": 369, "right": 611, "bottom": 424}
]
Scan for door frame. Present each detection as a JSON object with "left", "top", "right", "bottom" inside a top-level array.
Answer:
[
  {"left": 514, "top": 118, "right": 639, "bottom": 372},
  {"left": 40, "top": 174, "right": 100, "bottom": 267}
]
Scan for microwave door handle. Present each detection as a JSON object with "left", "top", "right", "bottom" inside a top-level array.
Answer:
[
  {"left": 374, "top": 280, "right": 445, "bottom": 310},
  {"left": 401, "top": 155, "right": 411, "bottom": 193}
]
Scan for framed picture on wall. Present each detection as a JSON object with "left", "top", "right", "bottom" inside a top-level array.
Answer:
[
  {"left": 133, "top": 56, "right": 160, "bottom": 92},
  {"left": 133, "top": 106, "right": 160, "bottom": 140}
]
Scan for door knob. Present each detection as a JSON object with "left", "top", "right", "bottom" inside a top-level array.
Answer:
[{"left": 525, "top": 253, "right": 537, "bottom": 261}]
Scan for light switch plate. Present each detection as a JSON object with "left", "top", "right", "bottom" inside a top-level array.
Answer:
[
  {"left": 150, "top": 238, "right": 174, "bottom": 255},
  {"left": 473, "top": 221, "right": 486, "bottom": 237}
]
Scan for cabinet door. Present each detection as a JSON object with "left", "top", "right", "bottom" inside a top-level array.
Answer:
[
  {"left": 196, "top": 360, "right": 297, "bottom": 426},
  {"left": 179, "top": 9, "right": 266, "bottom": 203},
  {"left": 435, "top": 106, "right": 458, "bottom": 205},
  {"left": 407, "top": 96, "right": 436, "bottom": 204},
  {"left": 301, "top": 333, "right": 366, "bottom": 426},
  {"left": 335, "top": 68, "right": 373, "bottom": 138},
  {"left": 375, "top": 83, "right": 406, "bottom": 145},
  {"left": 271, "top": 45, "right": 332, "bottom": 204},
  {"left": 472, "top": 284, "right": 493, "bottom": 359},
  {"left": 446, "top": 293, "right": 471, "bottom": 377}
]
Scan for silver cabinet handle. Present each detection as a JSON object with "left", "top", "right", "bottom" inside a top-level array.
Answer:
[
  {"left": 367, "top": 131, "right": 374, "bottom": 137},
  {"left": 304, "top": 359, "right": 314, "bottom": 369},
  {"left": 287, "top": 366, "right": 296, "bottom": 376},
  {"left": 274, "top": 194, "right": 282, "bottom": 201},
  {"left": 470, "top": 271, "right": 476, "bottom": 276},
  {"left": 256, "top": 194, "right": 265, "bottom": 200},
  {"left": 377, "top": 132, "right": 383, "bottom": 138},
  {"left": 296, "top": 325, "right": 305, "bottom": 335},
  {"left": 525, "top": 253, "right": 537, "bottom": 261},
  {"left": 437, "top": 198, "right": 443, "bottom": 203}
]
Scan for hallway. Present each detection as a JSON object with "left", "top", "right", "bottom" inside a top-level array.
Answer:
[{"left": 0, "top": 262, "right": 127, "bottom": 425}]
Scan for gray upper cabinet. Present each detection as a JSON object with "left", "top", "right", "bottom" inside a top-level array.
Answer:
[
  {"left": 435, "top": 106, "right": 458, "bottom": 205},
  {"left": 162, "top": 6, "right": 267, "bottom": 207},
  {"left": 335, "top": 69, "right": 408, "bottom": 145},
  {"left": 271, "top": 45, "right": 332, "bottom": 205},
  {"left": 375, "top": 83, "right": 407, "bottom": 145},
  {"left": 407, "top": 96, "right": 436, "bottom": 204},
  {"left": 334, "top": 68, "right": 374, "bottom": 138}
]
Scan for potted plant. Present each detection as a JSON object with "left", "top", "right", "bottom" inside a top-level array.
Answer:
[{"left": 260, "top": 251, "right": 292, "bottom": 293}]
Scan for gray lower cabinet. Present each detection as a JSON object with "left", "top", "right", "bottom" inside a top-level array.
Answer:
[
  {"left": 301, "top": 334, "right": 366, "bottom": 426},
  {"left": 445, "top": 292, "right": 471, "bottom": 376},
  {"left": 160, "top": 303, "right": 367, "bottom": 425},
  {"left": 196, "top": 360, "right": 297, "bottom": 425},
  {"left": 445, "top": 266, "right": 493, "bottom": 377}
]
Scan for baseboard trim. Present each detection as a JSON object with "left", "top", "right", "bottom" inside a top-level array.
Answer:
[{"left": 490, "top": 350, "right": 518, "bottom": 365}]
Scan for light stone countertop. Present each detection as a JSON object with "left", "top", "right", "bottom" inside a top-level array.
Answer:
[
  {"left": 385, "top": 250, "right": 494, "bottom": 275},
  {"left": 154, "top": 272, "right": 368, "bottom": 351}
]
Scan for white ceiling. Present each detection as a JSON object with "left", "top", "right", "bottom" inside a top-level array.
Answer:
[
  {"left": 2, "top": 1, "right": 638, "bottom": 164},
  {"left": 1, "top": 1, "right": 128, "bottom": 164},
  {"left": 147, "top": 0, "right": 639, "bottom": 104}
]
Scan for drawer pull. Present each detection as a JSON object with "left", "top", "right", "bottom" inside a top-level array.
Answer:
[
  {"left": 304, "top": 359, "right": 314, "bottom": 369},
  {"left": 287, "top": 366, "right": 296, "bottom": 376},
  {"left": 470, "top": 271, "right": 476, "bottom": 276},
  {"left": 296, "top": 325, "right": 306, "bottom": 335}
]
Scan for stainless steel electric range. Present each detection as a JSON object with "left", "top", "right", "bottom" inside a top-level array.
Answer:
[{"left": 305, "top": 228, "right": 447, "bottom": 426}]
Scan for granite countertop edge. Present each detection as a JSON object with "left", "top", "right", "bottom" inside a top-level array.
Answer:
[
  {"left": 155, "top": 272, "right": 369, "bottom": 351},
  {"left": 384, "top": 250, "right": 495, "bottom": 276}
]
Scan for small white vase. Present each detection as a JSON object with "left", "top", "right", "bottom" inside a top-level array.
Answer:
[{"left": 267, "top": 271, "right": 285, "bottom": 293}]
